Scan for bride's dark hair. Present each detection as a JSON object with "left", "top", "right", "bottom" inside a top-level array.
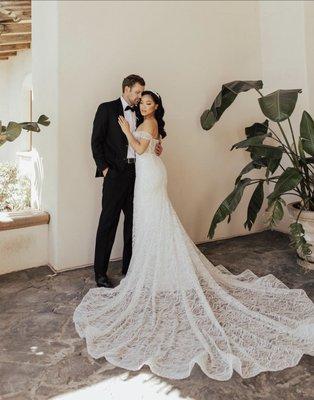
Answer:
[{"left": 137, "top": 90, "right": 167, "bottom": 139}]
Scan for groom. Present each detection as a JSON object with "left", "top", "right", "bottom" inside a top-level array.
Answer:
[{"left": 91, "top": 74, "right": 163, "bottom": 288}]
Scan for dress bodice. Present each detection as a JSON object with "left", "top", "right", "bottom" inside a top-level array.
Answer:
[{"left": 133, "top": 130, "right": 159, "bottom": 155}]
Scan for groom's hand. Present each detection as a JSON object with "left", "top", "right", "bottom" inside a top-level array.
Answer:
[
  {"left": 103, "top": 167, "right": 109, "bottom": 177},
  {"left": 155, "top": 141, "right": 163, "bottom": 156}
]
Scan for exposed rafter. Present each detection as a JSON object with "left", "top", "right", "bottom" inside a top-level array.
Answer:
[
  {"left": 0, "top": 22, "right": 31, "bottom": 33},
  {"left": 0, "top": 0, "right": 31, "bottom": 59},
  {"left": 0, "top": 50, "right": 16, "bottom": 56},
  {"left": 0, "top": 33, "right": 31, "bottom": 44},
  {"left": 0, "top": 42, "right": 30, "bottom": 51}
]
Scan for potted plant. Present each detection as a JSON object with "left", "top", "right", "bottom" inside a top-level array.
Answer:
[
  {"left": 0, "top": 114, "right": 50, "bottom": 147},
  {"left": 0, "top": 115, "right": 50, "bottom": 210},
  {"left": 201, "top": 80, "right": 314, "bottom": 270}
]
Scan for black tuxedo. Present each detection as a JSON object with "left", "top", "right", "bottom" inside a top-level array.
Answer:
[
  {"left": 91, "top": 97, "right": 140, "bottom": 280},
  {"left": 91, "top": 98, "right": 141, "bottom": 177}
]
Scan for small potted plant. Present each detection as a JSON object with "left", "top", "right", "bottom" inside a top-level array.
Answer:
[
  {"left": 0, "top": 115, "right": 50, "bottom": 210},
  {"left": 0, "top": 115, "right": 50, "bottom": 147},
  {"left": 201, "top": 80, "right": 314, "bottom": 270}
]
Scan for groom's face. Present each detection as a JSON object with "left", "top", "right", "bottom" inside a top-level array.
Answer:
[{"left": 125, "top": 83, "right": 145, "bottom": 106}]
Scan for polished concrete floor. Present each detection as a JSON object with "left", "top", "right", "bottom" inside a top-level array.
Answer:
[{"left": 0, "top": 230, "right": 313, "bottom": 400}]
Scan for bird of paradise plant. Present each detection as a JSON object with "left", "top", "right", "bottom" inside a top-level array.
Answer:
[{"left": 201, "top": 80, "right": 314, "bottom": 260}]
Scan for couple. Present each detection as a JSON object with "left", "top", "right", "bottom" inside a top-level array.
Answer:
[{"left": 73, "top": 74, "right": 314, "bottom": 380}]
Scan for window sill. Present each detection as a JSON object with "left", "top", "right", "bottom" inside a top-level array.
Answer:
[{"left": 0, "top": 210, "right": 50, "bottom": 231}]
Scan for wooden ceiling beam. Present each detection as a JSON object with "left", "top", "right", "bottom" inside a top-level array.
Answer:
[
  {"left": 0, "top": 50, "right": 16, "bottom": 56},
  {"left": 0, "top": 42, "right": 30, "bottom": 51},
  {"left": 0, "top": 2, "right": 30, "bottom": 6},
  {"left": 0, "top": 6, "right": 31, "bottom": 11},
  {"left": 0, "top": 10, "right": 31, "bottom": 21},
  {"left": 0, "top": 1, "right": 31, "bottom": 5},
  {"left": 0, "top": 1, "right": 31, "bottom": 58},
  {"left": 0, "top": 33, "right": 31, "bottom": 44},
  {"left": 0, "top": 15, "right": 31, "bottom": 23},
  {"left": 0, "top": 6, "right": 20, "bottom": 22},
  {"left": 0, "top": 22, "right": 31, "bottom": 34}
]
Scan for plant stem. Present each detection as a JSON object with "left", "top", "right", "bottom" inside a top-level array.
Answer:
[
  {"left": 277, "top": 121, "right": 300, "bottom": 167},
  {"left": 281, "top": 192, "right": 302, "bottom": 198},
  {"left": 287, "top": 117, "right": 298, "bottom": 157}
]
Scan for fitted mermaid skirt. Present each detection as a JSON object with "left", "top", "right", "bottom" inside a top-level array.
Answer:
[{"left": 73, "top": 131, "right": 314, "bottom": 380}]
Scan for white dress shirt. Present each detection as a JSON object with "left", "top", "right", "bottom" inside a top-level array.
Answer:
[{"left": 120, "top": 96, "right": 137, "bottom": 159}]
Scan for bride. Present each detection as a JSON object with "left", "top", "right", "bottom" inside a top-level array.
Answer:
[{"left": 73, "top": 90, "right": 314, "bottom": 380}]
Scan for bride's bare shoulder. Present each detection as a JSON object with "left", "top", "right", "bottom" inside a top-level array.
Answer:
[{"left": 140, "top": 119, "right": 158, "bottom": 139}]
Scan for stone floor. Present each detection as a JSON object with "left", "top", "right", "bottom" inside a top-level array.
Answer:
[{"left": 0, "top": 230, "right": 313, "bottom": 400}]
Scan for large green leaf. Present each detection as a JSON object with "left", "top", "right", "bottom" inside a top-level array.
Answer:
[
  {"left": 245, "top": 120, "right": 269, "bottom": 138},
  {"left": 248, "top": 144, "right": 283, "bottom": 160},
  {"left": 244, "top": 121, "right": 282, "bottom": 172},
  {"left": 258, "top": 89, "right": 302, "bottom": 122},
  {"left": 37, "top": 114, "right": 50, "bottom": 126},
  {"left": 267, "top": 167, "right": 302, "bottom": 202},
  {"left": 201, "top": 80, "right": 263, "bottom": 130},
  {"left": 208, "top": 178, "right": 251, "bottom": 238},
  {"left": 235, "top": 159, "right": 266, "bottom": 184},
  {"left": 266, "top": 197, "right": 285, "bottom": 228},
  {"left": 266, "top": 157, "right": 282, "bottom": 175},
  {"left": 300, "top": 110, "right": 314, "bottom": 156},
  {"left": 231, "top": 134, "right": 268, "bottom": 150},
  {"left": 244, "top": 181, "right": 264, "bottom": 230},
  {"left": 298, "top": 135, "right": 306, "bottom": 160},
  {"left": 289, "top": 221, "right": 312, "bottom": 257},
  {"left": 20, "top": 122, "right": 41, "bottom": 132},
  {"left": 5, "top": 122, "right": 22, "bottom": 142}
]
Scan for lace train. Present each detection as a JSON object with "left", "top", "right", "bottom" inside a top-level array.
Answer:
[{"left": 73, "top": 131, "right": 314, "bottom": 380}]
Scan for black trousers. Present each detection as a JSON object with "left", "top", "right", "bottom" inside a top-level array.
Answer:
[{"left": 94, "top": 164, "right": 135, "bottom": 280}]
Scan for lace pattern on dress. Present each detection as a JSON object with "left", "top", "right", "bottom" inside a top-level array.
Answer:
[{"left": 73, "top": 129, "right": 314, "bottom": 380}]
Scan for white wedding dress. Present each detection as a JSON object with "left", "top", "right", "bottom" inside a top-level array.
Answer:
[{"left": 73, "top": 130, "right": 314, "bottom": 380}]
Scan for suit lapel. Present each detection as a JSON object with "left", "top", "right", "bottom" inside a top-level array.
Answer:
[
  {"left": 116, "top": 97, "right": 124, "bottom": 116},
  {"left": 115, "top": 97, "right": 128, "bottom": 146}
]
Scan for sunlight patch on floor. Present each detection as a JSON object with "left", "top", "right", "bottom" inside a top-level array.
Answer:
[{"left": 51, "top": 371, "right": 192, "bottom": 400}]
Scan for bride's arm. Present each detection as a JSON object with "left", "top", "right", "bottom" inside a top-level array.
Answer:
[{"left": 118, "top": 116, "right": 151, "bottom": 155}]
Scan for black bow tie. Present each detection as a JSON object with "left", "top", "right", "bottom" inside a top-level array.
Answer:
[{"left": 125, "top": 105, "right": 135, "bottom": 112}]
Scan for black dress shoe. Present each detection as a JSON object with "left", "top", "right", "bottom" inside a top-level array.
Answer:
[{"left": 96, "top": 275, "right": 114, "bottom": 288}]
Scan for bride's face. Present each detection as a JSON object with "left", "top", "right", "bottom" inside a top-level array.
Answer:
[{"left": 140, "top": 95, "right": 158, "bottom": 117}]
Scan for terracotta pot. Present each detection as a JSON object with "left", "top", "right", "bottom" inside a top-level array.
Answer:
[{"left": 287, "top": 201, "right": 314, "bottom": 270}]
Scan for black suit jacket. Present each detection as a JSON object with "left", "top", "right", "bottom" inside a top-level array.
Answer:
[{"left": 91, "top": 98, "right": 141, "bottom": 177}]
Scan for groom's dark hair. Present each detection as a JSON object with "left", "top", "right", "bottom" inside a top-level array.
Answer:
[{"left": 122, "top": 74, "right": 145, "bottom": 91}]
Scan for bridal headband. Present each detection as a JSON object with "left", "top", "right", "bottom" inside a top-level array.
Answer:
[{"left": 150, "top": 90, "right": 160, "bottom": 98}]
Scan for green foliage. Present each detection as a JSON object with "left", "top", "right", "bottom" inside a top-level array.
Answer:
[
  {"left": 289, "top": 221, "right": 312, "bottom": 257},
  {"left": 267, "top": 167, "right": 302, "bottom": 203},
  {"left": 300, "top": 111, "right": 314, "bottom": 156},
  {"left": 0, "top": 115, "right": 50, "bottom": 147},
  {"left": 208, "top": 178, "right": 251, "bottom": 238},
  {"left": 265, "top": 197, "right": 286, "bottom": 228},
  {"left": 200, "top": 80, "right": 263, "bottom": 130},
  {"left": 258, "top": 89, "right": 302, "bottom": 122},
  {"left": 0, "top": 163, "right": 31, "bottom": 211},
  {"left": 201, "top": 80, "right": 314, "bottom": 260},
  {"left": 244, "top": 181, "right": 264, "bottom": 230}
]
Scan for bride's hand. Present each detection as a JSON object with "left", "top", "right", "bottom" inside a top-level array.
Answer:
[{"left": 118, "top": 116, "right": 131, "bottom": 136}]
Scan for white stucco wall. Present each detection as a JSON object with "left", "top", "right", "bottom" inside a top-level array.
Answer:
[
  {"left": 0, "top": 50, "right": 32, "bottom": 163},
  {"left": 0, "top": 225, "right": 48, "bottom": 274},
  {"left": 27, "top": 0, "right": 314, "bottom": 272}
]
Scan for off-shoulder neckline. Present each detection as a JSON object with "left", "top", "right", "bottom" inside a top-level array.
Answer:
[{"left": 135, "top": 130, "right": 159, "bottom": 141}]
